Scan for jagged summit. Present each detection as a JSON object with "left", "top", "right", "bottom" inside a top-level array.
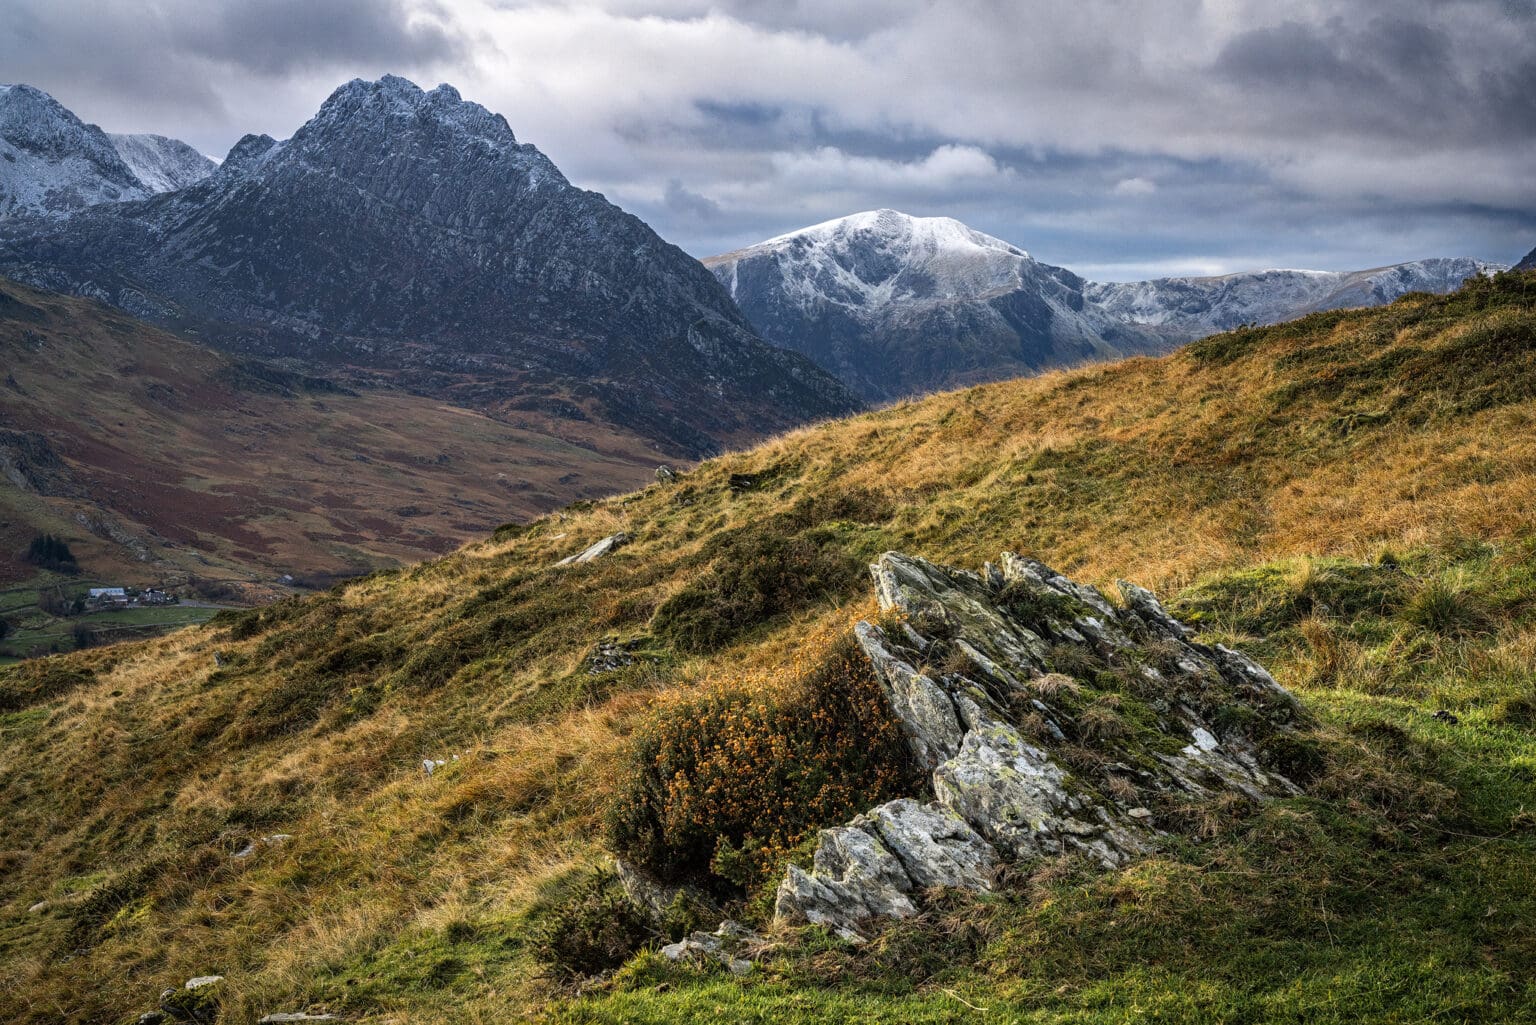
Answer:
[
  {"left": 1517, "top": 246, "right": 1536, "bottom": 271},
  {"left": 0, "top": 83, "right": 145, "bottom": 217}
]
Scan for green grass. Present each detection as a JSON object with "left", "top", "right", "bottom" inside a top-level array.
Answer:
[{"left": 0, "top": 601, "right": 221, "bottom": 658}]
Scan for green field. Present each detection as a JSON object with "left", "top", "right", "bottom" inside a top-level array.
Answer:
[{"left": 0, "top": 576, "right": 226, "bottom": 658}]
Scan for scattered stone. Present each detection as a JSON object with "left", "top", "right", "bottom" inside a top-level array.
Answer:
[
  {"left": 28, "top": 900, "right": 47, "bottom": 914},
  {"left": 1433, "top": 709, "right": 1460, "bottom": 725},
  {"left": 660, "top": 919, "right": 761, "bottom": 974},
  {"left": 159, "top": 976, "right": 225, "bottom": 1023},
  {"left": 257, "top": 1015, "right": 339, "bottom": 1023},
  {"left": 775, "top": 551, "right": 1308, "bottom": 938},
  {"left": 555, "top": 532, "right": 629, "bottom": 566},
  {"left": 727, "top": 473, "right": 755, "bottom": 493},
  {"left": 583, "top": 637, "right": 645, "bottom": 675},
  {"left": 655, "top": 464, "right": 677, "bottom": 483},
  {"left": 233, "top": 834, "right": 294, "bottom": 859},
  {"left": 137, "top": 1013, "right": 168, "bottom": 1025}
]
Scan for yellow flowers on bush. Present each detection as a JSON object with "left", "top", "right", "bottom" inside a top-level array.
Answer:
[{"left": 608, "top": 632, "right": 918, "bottom": 890}]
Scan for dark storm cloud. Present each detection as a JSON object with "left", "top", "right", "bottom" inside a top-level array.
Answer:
[
  {"left": 3, "top": 0, "right": 1532, "bottom": 276},
  {"left": 663, "top": 179, "right": 720, "bottom": 220},
  {"left": 173, "top": 0, "right": 464, "bottom": 76}
]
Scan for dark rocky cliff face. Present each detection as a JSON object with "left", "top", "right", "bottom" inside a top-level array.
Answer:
[
  {"left": 1517, "top": 247, "right": 1536, "bottom": 272},
  {"left": 0, "top": 76, "right": 858, "bottom": 456}
]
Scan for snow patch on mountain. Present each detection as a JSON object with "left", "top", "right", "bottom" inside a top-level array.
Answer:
[
  {"left": 109, "top": 133, "right": 216, "bottom": 192},
  {"left": 715, "top": 209, "right": 1034, "bottom": 314}
]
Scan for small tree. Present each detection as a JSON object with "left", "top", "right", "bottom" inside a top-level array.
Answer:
[{"left": 25, "top": 534, "right": 78, "bottom": 574}]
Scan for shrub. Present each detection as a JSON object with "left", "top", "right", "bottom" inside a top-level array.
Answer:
[
  {"left": 608, "top": 634, "right": 919, "bottom": 891},
  {"left": 650, "top": 521, "right": 863, "bottom": 654},
  {"left": 529, "top": 868, "right": 654, "bottom": 980}
]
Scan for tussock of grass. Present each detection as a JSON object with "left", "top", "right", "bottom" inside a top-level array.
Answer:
[{"left": 1, "top": 274, "right": 1536, "bottom": 1022}]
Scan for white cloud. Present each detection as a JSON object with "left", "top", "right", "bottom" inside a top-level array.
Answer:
[{"left": 1113, "top": 177, "right": 1158, "bottom": 197}]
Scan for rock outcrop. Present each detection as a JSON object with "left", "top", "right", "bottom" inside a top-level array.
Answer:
[{"left": 775, "top": 551, "right": 1307, "bottom": 939}]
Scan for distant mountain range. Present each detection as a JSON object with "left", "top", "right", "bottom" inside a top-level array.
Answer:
[
  {"left": 1086, "top": 259, "right": 1502, "bottom": 339},
  {"left": 708, "top": 209, "right": 1507, "bottom": 401},
  {"left": 0, "top": 78, "right": 857, "bottom": 460},
  {"left": 0, "top": 77, "right": 1523, "bottom": 449}
]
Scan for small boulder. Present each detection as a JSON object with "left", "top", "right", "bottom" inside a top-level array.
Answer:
[
  {"left": 660, "top": 919, "right": 760, "bottom": 974},
  {"left": 555, "top": 532, "right": 629, "bottom": 566},
  {"left": 159, "top": 976, "right": 224, "bottom": 1023}
]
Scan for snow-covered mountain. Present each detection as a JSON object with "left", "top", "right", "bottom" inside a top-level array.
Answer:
[
  {"left": 0, "top": 83, "right": 148, "bottom": 218},
  {"left": 0, "top": 84, "right": 214, "bottom": 219},
  {"left": 1087, "top": 259, "right": 1503, "bottom": 339},
  {"left": 108, "top": 133, "right": 215, "bottom": 192},
  {"left": 710, "top": 209, "right": 1505, "bottom": 400},
  {"left": 705, "top": 209, "right": 1168, "bottom": 401},
  {"left": 0, "top": 76, "right": 857, "bottom": 457}
]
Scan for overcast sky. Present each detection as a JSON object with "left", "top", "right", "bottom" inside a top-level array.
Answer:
[{"left": 5, "top": 0, "right": 1533, "bottom": 278}]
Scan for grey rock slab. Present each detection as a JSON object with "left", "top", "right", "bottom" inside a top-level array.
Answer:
[
  {"left": 556, "top": 532, "right": 628, "bottom": 566},
  {"left": 861, "top": 798, "right": 997, "bottom": 891}
]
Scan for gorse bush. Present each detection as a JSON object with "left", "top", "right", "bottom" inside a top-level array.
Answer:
[
  {"left": 608, "top": 633, "right": 918, "bottom": 890},
  {"left": 650, "top": 520, "right": 864, "bottom": 654},
  {"left": 529, "top": 868, "right": 654, "bottom": 980}
]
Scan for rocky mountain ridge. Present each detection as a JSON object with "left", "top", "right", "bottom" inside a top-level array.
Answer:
[
  {"left": 709, "top": 209, "right": 1502, "bottom": 400},
  {"left": 0, "top": 84, "right": 212, "bottom": 218},
  {"left": 0, "top": 76, "right": 858, "bottom": 457},
  {"left": 1087, "top": 259, "right": 1503, "bottom": 338}
]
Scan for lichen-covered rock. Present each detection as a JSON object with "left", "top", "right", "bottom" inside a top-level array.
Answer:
[
  {"left": 159, "top": 976, "right": 225, "bottom": 1023},
  {"left": 660, "top": 919, "right": 760, "bottom": 974},
  {"left": 775, "top": 551, "right": 1308, "bottom": 938}
]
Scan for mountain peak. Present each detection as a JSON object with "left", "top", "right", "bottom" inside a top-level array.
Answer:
[
  {"left": 760, "top": 208, "right": 1030, "bottom": 261},
  {"left": 1517, "top": 246, "right": 1536, "bottom": 272},
  {"left": 0, "top": 81, "right": 146, "bottom": 217}
]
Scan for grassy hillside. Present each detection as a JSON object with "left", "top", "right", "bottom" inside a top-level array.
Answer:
[
  {"left": 0, "top": 277, "right": 666, "bottom": 598},
  {"left": 2, "top": 272, "right": 1535, "bottom": 1023}
]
